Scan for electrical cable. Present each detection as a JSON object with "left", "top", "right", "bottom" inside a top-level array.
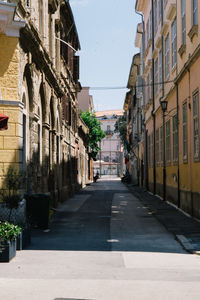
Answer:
[{"left": 90, "top": 80, "right": 175, "bottom": 90}]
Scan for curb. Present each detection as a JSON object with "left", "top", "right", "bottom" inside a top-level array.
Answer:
[{"left": 176, "top": 234, "right": 200, "bottom": 255}]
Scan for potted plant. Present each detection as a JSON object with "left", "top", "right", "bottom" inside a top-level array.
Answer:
[
  {"left": 0, "top": 221, "right": 21, "bottom": 262},
  {"left": 0, "top": 167, "right": 26, "bottom": 225}
]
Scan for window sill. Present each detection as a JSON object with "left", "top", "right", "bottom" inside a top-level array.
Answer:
[
  {"left": 183, "top": 157, "right": 188, "bottom": 164},
  {"left": 194, "top": 155, "right": 200, "bottom": 162},
  {"left": 188, "top": 25, "right": 198, "bottom": 41},
  {"left": 178, "top": 44, "right": 186, "bottom": 57}
]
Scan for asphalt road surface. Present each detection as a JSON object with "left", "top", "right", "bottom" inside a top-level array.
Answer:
[{"left": 1, "top": 177, "right": 200, "bottom": 300}]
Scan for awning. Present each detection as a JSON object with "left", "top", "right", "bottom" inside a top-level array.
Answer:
[{"left": 0, "top": 113, "right": 9, "bottom": 130}]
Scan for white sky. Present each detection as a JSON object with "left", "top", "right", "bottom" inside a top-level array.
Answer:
[{"left": 70, "top": 0, "right": 141, "bottom": 111}]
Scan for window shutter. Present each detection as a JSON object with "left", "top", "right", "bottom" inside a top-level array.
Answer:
[{"left": 73, "top": 56, "right": 79, "bottom": 83}]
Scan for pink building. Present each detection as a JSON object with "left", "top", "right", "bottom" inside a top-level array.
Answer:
[{"left": 94, "top": 110, "right": 124, "bottom": 176}]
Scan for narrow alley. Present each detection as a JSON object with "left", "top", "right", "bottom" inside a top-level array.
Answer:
[{"left": 1, "top": 178, "right": 200, "bottom": 300}]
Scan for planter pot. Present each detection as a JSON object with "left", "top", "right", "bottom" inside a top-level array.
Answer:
[
  {"left": 0, "top": 199, "right": 26, "bottom": 225},
  {"left": 16, "top": 232, "right": 22, "bottom": 251},
  {"left": 0, "top": 239, "right": 16, "bottom": 262}
]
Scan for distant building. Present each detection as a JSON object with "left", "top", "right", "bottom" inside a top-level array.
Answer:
[
  {"left": 94, "top": 110, "right": 124, "bottom": 176},
  {"left": 78, "top": 87, "right": 94, "bottom": 112}
]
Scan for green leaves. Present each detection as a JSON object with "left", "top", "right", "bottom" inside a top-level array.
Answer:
[
  {"left": 0, "top": 222, "right": 21, "bottom": 242},
  {"left": 80, "top": 111, "right": 105, "bottom": 160},
  {"left": 114, "top": 113, "right": 127, "bottom": 147}
]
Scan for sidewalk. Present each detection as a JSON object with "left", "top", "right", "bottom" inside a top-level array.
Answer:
[{"left": 127, "top": 184, "right": 200, "bottom": 254}]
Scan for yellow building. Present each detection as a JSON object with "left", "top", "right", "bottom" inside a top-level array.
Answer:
[
  {"left": 136, "top": 0, "right": 200, "bottom": 218},
  {"left": 0, "top": 1, "right": 25, "bottom": 188},
  {"left": 0, "top": 1, "right": 89, "bottom": 205}
]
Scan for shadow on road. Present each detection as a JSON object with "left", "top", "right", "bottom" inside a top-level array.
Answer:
[{"left": 26, "top": 179, "right": 187, "bottom": 254}]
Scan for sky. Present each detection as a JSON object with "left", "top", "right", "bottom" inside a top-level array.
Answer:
[{"left": 70, "top": 0, "right": 141, "bottom": 111}]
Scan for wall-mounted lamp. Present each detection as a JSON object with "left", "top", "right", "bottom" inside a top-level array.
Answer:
[{"left": 160, "top": 98, "right": 168, "bottom": 113}]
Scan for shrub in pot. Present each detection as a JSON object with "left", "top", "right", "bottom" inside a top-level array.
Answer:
[
  {"left": 0, "top": 167, "right": 26, "bottom": 225},
  {"left": 0, "top": 222, "right": 21, "bottom": 262}
]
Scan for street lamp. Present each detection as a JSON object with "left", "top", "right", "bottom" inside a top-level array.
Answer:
[
  {"left": 160, "top": 98, "right": 168, "bottom": 201},
  {"left": 160, "top": 99, "right": 168, "bottom": 113}
]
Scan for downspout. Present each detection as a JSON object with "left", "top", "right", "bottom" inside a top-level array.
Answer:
[
  {"left": 175, "top": 0, "right": 180, "bottom": 208},
  {"left": 160, "top": 0, "right": 165, "bottom": 199},
  {"left": 187, "top": 66, "right": 193, "bottom": 216},
  {"left": 151, "top": 0, "right": 156, "bottom": 194},
  {"left": 176, "top": 82, "right": 180, "bottom": 207},
  {"left": 135, "top": 6, "right": 148, "bottom": 188},
  {"left": 161, "top": 0, "right": 164, "bottom": 98}
]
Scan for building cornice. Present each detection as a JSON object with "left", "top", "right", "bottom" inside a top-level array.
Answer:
[
  {"left": 175, "top": 43, "right": 200, "bottom": 84},
  {"left": 21, "top": 21, "right": 64, "bottom": 98},
  {"left": 135, "top": 0, "right": 146, "bottom": 13},
  {"left": 0, "top": 1, "right": 25, "bottom": 37}
]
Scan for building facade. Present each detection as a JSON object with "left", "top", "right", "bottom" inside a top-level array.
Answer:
[
  {"left": 0, "top": 0, "right": 89, "bottom": 205},
  {"left": 135, "top": 0, "right": 200, "bottom": 218},
  {"left": 124, "top": 52, "right": 145, "bottom": 186},
  {"left": 94, "top": 110, "right": 124, "bottom": 176},
  {"left": 78, "top": 87, "right": 94, "bottom": 113}
]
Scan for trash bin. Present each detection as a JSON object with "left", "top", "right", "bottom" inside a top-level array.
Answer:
[{"left": 25, "top": 194, "right": 51, "bottom": 229}]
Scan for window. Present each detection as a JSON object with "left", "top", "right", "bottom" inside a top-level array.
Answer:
[
  {"left": 160, "top": 125, "right": 163, "bottom": 163},
  {"left": 39, "top": 0, "right": 44, "bottom": 38},
  {"left": 165, "top": 33, "right": 169, "bottom": 78},
  {"left": 181, "top": 0, "right": 186, "bottom": 44},
  {"left": 26, "top": 0, "right": 31, "bottom": 8},
  {"left": 150, "top": 68, "right": 153, "bottom": 99},
  {"left": 171, "top": 18, "right": 177, "bottom": 68},
  {"left": 159, "top": 0, "right": 162, "bottom": 22},
  {"left": 154, "top": 58, "right": 159, "bottom": 95},
  {"left": 38, "top": 123, "right": 41, "bottom": 166},
  {"left": 56, "top": 135, "right": 60, "bottom": 164},
  {"left": 193, "top": 91, "right": 199, "bottom": 158},
  {"left": 22, "top": 114, "right": 27, "bottom": 167},
  {"left": 193, "top": 0, "right": 198, "bottom": 25},
  {"left": 107, "top": 125, "right": 111, "bottom": 131},
  {"left": 154, "top": 0, "right": 158, "bottom": 34},
  {"left": 148, "top": 134, "right": 153, "bottom": 167},
  {"left": 148, "top": 135, "right": 151, "bottom": 166},
  {"left": 150, "top": 10, "right": 152, "bottom": 40},
  {"left": 182, "top": 102, "right": 187, "bottom": 159},
  {"left": 166, "top": 119, "right": 171, "bottom": 161},
  {"left": 151, "top": 133, "right": 154, "bottom": 167},
  {"left": 49, "top": 13, "right": 53, "bottom": 58},
  {"left": 146, "top": 74, "right": 149, "bottom": 103},
  {"left": 159, "top": 49, "right": 162, "bottom": 90},
  {"left": 146, "top": 19, "right": 149, "bottom": 47},
  {"left": 156, "top": 128, "right": 159, "bottom": 163},
  {"left": 172, "top": 114, "right": 178, "bottom": 161}
]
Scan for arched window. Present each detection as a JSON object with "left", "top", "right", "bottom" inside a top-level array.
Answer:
[
  {"left": 37, "top": 102, "right": 42, "bottom": 170},
  {"left": 22, "top": 89, "right": 30, "bottom": 169}
]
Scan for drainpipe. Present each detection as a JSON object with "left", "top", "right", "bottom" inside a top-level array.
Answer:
[
  {"left": 161, "top": 0, "right": 164, "bottom": 98},
  {"left": 176, "top": 82, "right": 180, "bottom": 208},
  {"left": 187, "top": 67, "right": 194, "bottom": 216},
  {"left": 175, "top": 0, "right": 180, "bottom": 208},
  {"left": 151, "top": 0, "right": 156, "bottom": 194},
  {"left": 135, "top": 7, "right": 148, "bottom": 189}
]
